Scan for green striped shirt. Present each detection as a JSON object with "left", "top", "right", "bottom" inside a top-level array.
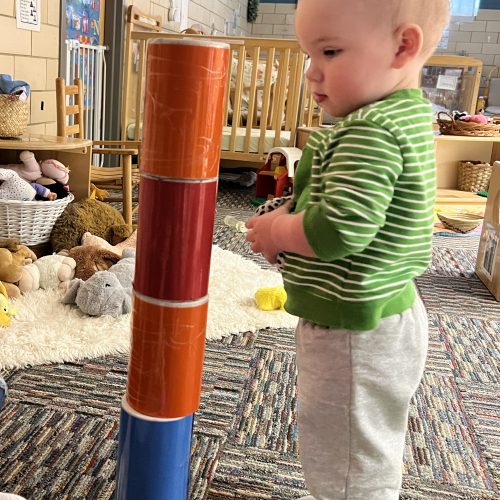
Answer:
[{"left": 283, "top": 89, "right": 435, "bottom": 330}]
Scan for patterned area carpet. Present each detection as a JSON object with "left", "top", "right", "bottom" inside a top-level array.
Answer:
[{"left": 1, "top": 179, "right": 500, "bottom": 499}]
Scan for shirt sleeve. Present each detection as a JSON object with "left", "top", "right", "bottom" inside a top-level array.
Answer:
[
  {"left": 303, "top": 120, "right": 403, "bottom": 261},
  {"left": 31, "top": 183, "right": 51, "bottom": 198}
]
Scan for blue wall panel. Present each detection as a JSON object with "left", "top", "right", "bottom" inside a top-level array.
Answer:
[{"left": 480, "top": 0, "right": 500, "bottom": 9}]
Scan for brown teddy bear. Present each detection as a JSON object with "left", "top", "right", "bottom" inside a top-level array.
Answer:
[
  {"left": 58, "top": 246, "right": 122, "bottom": 286},
  {"left": 51, "top": 197, "right": 136, "bottom": 253},
  {"left": 0, "top": 239, "right": 37, "bottom": 299}
]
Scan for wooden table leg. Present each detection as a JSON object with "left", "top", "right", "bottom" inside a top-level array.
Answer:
[{"left": 122, "top": 154, "right": 133, "bottom": 225}]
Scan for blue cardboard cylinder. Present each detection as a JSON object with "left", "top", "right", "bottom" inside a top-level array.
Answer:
[{"left": 116, "top": 396, "right": 194, "bottom": 500}]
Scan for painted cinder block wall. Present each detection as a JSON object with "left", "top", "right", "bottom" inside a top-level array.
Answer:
[
  {"left": 0, "top": 0, "right": 60, "bottom": 135},
  {"left": 127, "top": 0, "right": 252, "bottom": 36},
  {"left": 251, "top": 5, "right": 500, "bottom": 95}
]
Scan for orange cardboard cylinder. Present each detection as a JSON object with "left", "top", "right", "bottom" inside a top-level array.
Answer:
[
  {"left": 141, "top": 39, "right": 229, "bottom": 179},
  {"left": 127, "top": 292, "right": 208, "bottom": 419}
]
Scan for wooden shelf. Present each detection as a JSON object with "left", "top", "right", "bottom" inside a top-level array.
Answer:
[
  {"left": 434, "top": 133, "right": 500, "bottom": 143},
  {"left": 436, "top": 189, "right": 486, "bottom": 206}
]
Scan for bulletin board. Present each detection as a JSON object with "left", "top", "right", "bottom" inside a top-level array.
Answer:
[{"left": 65, "top": 0, "right": 104, "bottom": 46}]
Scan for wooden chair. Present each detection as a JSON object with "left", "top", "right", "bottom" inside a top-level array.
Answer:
[
  {"left": 478, "top": 66, "right": 500, "bottom": 116},
  {"left": 55, "top": 77, "right": 140, "bottom": 224}
]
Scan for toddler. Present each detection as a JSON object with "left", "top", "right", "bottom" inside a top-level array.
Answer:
[{"left": 246, "top": 0, "right": 450, "bottom": 498}]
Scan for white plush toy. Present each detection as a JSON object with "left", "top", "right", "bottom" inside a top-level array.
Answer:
[
  {"left": 32, "top": 254, "right": 76, "bottom": 290},
  {"left": 18, "top": 259, "right": 40, "bottom": 293}
]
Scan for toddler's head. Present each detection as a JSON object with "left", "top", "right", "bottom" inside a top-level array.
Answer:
[{"left": 295, "top": 0, "right": 450, "bottom": 117}]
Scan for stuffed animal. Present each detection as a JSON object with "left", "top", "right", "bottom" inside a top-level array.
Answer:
[
  {"left": 2, "top": 151, "right": 69, "bottom": 185},
  {"left": 51, "top": 197, "right": 135, "bottom": 253},
  {"left": 459, "top": 115, "right": 489, "bottom": 124},
  {"left": 2, "top": 150, "right": 42, "bottom": 182},
  {"left": 0, "top": 169, "right": 36, "bottom": 201},
  {"left": 40, "top": 158, "right": 70, "bottom": 185},
  {"left": 0, "top": 168, "right": 56, "bottom": 201},
  {"left": 81, "top": 230, "right": 138, "bottom": 257},
  {"left": 62, "top": 248, "right": 136, "bottom": 317},
  {"left": 0, "top": 281, "right": 18, "bottom": 327},
  {"left": 18, "top": 254, "right": 77, "bottom": 292},
  {"left": 58, "top": 246, "right": 122, "bottom": 285},
  {"left": 255, "top": 286, "right": 287, "bottom": 311},
  {"left": 18, "top": 259, "right": 40, "bottom": 293},
  {"left": 36, "top": 177, "right": 70, "bottom": 199},
  {"left": 32, "top": 254, "right": 76, "bottom": 290},
  {"left": 0, "top": 239, "right": 37, "bottom": 299}
]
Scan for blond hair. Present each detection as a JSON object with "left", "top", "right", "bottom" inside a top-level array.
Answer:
[{"left": 391, "top": 0, "right": 451, "bottom": 57}]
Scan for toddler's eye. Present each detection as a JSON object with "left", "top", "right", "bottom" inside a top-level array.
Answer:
[{"left": 324, "top": 49, "right": 341, "bottom": 57}]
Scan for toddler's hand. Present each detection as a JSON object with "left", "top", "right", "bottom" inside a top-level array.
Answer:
[
  {"left": 47, "top": 192, "right": 57, "bottom": 201},
  {"left": 246, "top": 204, "right": 289, "bottom": 264}
]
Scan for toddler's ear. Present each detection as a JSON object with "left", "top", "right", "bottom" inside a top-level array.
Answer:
[{"left": 392, "top": 24, "right": 423, "bottom": 70}]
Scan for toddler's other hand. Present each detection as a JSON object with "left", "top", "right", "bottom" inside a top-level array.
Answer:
[
  {"left": 246, "top": 204, "right": 289, "bottom": 264},
  {"left": 47, "top": 192, "right": 57, "bottom": 201}
]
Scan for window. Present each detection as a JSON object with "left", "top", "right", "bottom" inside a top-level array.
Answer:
[{"left": 450, "top": 0, "right": 480, "bottom": 22}]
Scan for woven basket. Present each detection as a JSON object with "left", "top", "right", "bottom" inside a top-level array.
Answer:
[
  {"left": 437, "top": 112, "right": 500, "bottom": 137},
  {"left": 0, "top": 95, "right": 28, "bottom": 138},
  {"left": 458, "top": 161, "right": 493, "bottom": 192},
  {"left": 0, "top": 194, "right": 74, "bottom": 246},
  {"left": 437, "top": 212, "right": 483, "bottom": 234}
]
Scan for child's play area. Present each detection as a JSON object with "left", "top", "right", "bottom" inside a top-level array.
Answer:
[{"left": 2, "top": 0, "right": 500, "bottom": 499}]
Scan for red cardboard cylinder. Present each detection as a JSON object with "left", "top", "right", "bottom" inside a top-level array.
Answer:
[
  {"left": 135, "top": 176, "right": 217, "bottom": 301},
  {"left": 141, "top": 40, "right": 229, "bottom": 179},
  {"left": 127, "top": 293, "right": 208, "bottom": 418}
]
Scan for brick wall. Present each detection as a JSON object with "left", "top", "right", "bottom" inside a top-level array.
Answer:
[
  {"left": 435, "top": 9, "right": 500, "bottom": 94},
  {"left": 251, "top": 3, "right": 296, "bottom": 39},
  {"left": 0, "top": 0, "right": 60, "bottom": 135},
  {"left": 252, "top": 7, "right": 500, "bottom": 93},
  {"left": 127, "top": 0, "right": 252, "bottom": 36}
]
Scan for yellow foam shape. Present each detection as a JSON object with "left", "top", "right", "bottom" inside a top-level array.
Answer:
[{"left": 255, "top": 286, "right": 287, "bottom": 311}]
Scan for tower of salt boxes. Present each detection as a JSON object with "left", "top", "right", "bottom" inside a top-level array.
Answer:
[{"left": 115, "top": 38, "right": 229, "bottom": 499}]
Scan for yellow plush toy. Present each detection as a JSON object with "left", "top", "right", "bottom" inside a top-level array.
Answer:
[
  {"left": 0, "top": 281, "right": 18, "bottom": 327},
  {"left": 255, "top": 286, "right": 287, "bottom": 311},
  {"left": 89, "top": 183, "right": 110, "bottom": 201}
]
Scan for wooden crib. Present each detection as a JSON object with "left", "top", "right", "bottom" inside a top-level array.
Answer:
[{"left": 121, "top": 15, "right": 322, "bottom": 165}]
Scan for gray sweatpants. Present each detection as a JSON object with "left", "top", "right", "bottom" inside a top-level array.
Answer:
[{"left": 295, "top": 297, "right": 428, "bottom": 500}]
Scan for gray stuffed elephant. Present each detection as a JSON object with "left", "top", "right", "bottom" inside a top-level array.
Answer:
[{"left": 62, "top": 248, "right": 136, "bottom": 318}]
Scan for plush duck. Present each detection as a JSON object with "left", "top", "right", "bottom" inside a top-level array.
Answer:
[
  {"left": 255, "top": 286, "right": 287, "bottom": 311},
  {"left": 0, "top": 281, "right": 18, "bottom": 327}
]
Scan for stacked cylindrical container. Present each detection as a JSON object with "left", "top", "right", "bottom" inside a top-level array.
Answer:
[{"left": 115, "top": 39, "right": 229, "bottom": 499}]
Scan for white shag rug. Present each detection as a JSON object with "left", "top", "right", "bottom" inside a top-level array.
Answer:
[{"left": 0, "top": 246, "right": 298, "bottom": 370}]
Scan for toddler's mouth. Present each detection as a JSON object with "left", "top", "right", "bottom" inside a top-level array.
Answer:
[{"left": 313, "top": 93, "right": 327, "bottom": 104}]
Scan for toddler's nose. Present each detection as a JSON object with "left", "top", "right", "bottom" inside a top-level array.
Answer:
[{"left": 305, "top": 60, "right": 322, "bottom": 82}]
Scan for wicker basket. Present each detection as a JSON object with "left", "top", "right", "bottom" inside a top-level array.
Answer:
[
  {"left": 437, "top": 112, "right": 500, "bottom": 137},
  {"left": 0, "top": 95, "right": 28, "bottom": 138},
  {"left": 437, "top": 212, "right": 483, "bottom": 234},
  {"left": 458, "top": 161, "right": 493, "bottom": 192},
  {"left": 0, "top": 194, "right": 74, "bottom": 246}
]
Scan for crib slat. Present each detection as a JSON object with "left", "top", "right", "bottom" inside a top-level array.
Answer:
[
  {"left": 285, "top": 51, "right": 300, "bottom": 132},
  {"left": 258, "top": 48, "right": 276, "bottom": 156},
  {"left": 223, "top": 47, "right": 234, "bottom": 127},
  {"left": 244, "top": 46, "right": 261, "bottom": 155},
  {"left": 229, "top": 45, "right": 247, "bottom": 154},
  {"left": 307, "top": 89, "right": 315, "bottom": 127},
  {"left": 135, "top": 40, "right": 147, "bottom": 141},
  {"left": 289, "top": 51, "right": 306, "bottom": 147},
  {"left": 299, "top": 78, "right": 308, "bottom": 127},
  {"left": 273, "top": 48, "right": 290, "bottom": 148}
]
